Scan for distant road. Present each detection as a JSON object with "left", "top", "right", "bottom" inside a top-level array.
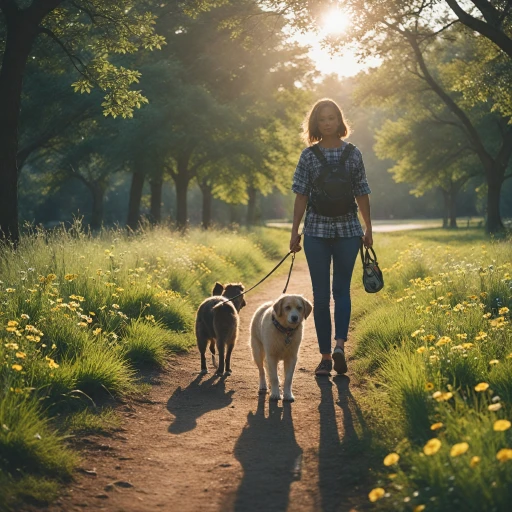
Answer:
[{"left": 266, "top": 220, "right": 442, "bottom": 233}]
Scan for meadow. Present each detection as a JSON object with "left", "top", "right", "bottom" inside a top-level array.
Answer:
[
  {"left": 0, "top": 220, "right": 288, "bottom": 509},
  {"left": 351, "top": 229, "right": 512, "bottom": 511}
]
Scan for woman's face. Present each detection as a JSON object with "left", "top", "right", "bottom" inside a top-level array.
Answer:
[{"left": 317, "top": 106, "right": 340, "bottom": 137}]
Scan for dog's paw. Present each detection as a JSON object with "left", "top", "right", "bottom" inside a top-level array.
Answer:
[
  {"left": 199, "top": 369, "right": 209, "bottom": 375},
  {"left": 215, "top": 370, "right": 224, "bottom": 377},
  {"left": 269, "top": 392, "right": 282, "bottom": 401},
  {"left": 258, "top": 387, "right": 268, "bottom": 395},
  {"left": 283, "top": 393, "right": 295, "bottom": 402},
  {"left": 224, "top": 369, "right": 232, "bottom": 376}
]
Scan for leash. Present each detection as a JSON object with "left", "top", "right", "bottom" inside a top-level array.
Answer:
[{"left": 214, "top": 250, "right": 297, "bottom": 308}]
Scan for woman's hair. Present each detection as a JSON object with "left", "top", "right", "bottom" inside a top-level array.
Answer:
[{"left": 301, "top": 98, "right": 350, "bottom": 145}]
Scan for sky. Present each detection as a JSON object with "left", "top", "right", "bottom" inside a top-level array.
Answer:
[{"left": 287, "top": 7, "right": 380, "bottom": 78}]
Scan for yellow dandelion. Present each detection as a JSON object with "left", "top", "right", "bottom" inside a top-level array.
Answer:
[
  {"left": 6, "top": 288, "right": 16, "bottom": 293},
  {"left": 456, "top": 333, "right": 468, "bottom": 340},
  {"left": 425, "top": 382, "right": 434, "bottom": 391},
  {"left": 433, "top": 391, "right": 453, "bottom": 402},
  {"left": 64, "top": 273, "right": 78, "bottom": 281},
  {"left": 474, "top": 382, "right": 489, "bottom": 392},
  {"left": 488, "top": 403, "right": 502, "bottom": 412},
  {"left": 15, "top": 352, "right": 26, "bottom": 359},
  {"left": 92, "top": 327, "right": 102, "bottom": 336},
  {"left": 450, "top": 442, "right": 469, "bottom": 457},
  {"left": 11, "top": 364, "right": 23, "bottom": 371},
  {"left": 496, "top": 448, "right": 512, "bottom": 462},
  {"left": 20, "top": 314, "right": 29, "bottom": 320},
  {"left": 383, "top": 453, "right": 400, "bottom": 466},
  {"left": 4, "top": 343, "right": 18, "bottom": 350},
  {"left": 489, "top": 359, "right": 500, "bottom": 365},
  {"left": 417, "top": 346, "right": 427, "bottom": 354},
  {"left": 430, "top": 422, "right": 443, "bottom": 431},
  {"left": 483, "top": 313, "right": 492, "bottom": 319},
  {"left": 470, "top": 456, "right": 481, "bottom": 468},
  {"left": 413, "top": 506, "right": 426, "bottom": 512},
  {"left": 7, "top": 320, "right": 18, "bottom": 327},
  {"left": 493, "top": 420, "right": 511, "bottom": 432},
  {"left": 499, "top": 307, "right": 510, "bottom": 315},
  {"left": 368, "top": 487, "right": 385, "bottom": 502},
  {"left": 388, "top": 473, "right": 397, "bottom": 479},
  {"left": 423, "top": 438, "right": 442, "bottom": 456},
  {"left": 435, "top": 336, "right": 452, "bottom": 347},
  {"left": 411, "top": 329, "right": 425, "bottom": 338},
  {"left": 47, "top": 358, "right": 59, "bottom": 369}
]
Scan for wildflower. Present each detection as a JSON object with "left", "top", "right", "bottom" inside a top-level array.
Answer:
[
  {"left": 45, "top": 356, "right": 59, "bottom": 369},
  {"left": 383, "top": 453, "right": 400, "bottom": 466},
  {"left": 6, "top": 288, "right": 15, "bottom": 293},
  {"left": 493, "top": 420, "right": 511, "bottom": 432},
  {"left": 11, "top": 364, "right": 23, "bottom": 371},
  {"left": 425, "top": 382, "right": 434, "bottom": 391},
  {"left": 489, "top": 359, "right": 500, "bottom": 365},
  {"left": 7, "top": 320, "right": 18, "bottom": 327},
  {"left": 470, "top": 456, "right": 481, "bottom": 468},
  {"left": 432, "top": 391, "right": 453, "bottom": 402},
  {"left": 423, "top": 438, "right": 442, "bottom": 455},
  {"left": 368, "top": 488, "right": 385, "bottom": 502},
  {"left": 474, "top": 382, "right": 489, "bottom": 392},
  {"left": 456, "top": 333, "right": 468, "bottom": 340},
  {"left": 450, "top": 442, "right": 469, "bottom": 457},
  {"left": 483, "top": 313, "right": 492, "bottom": 319},
  {"left": 435, "top": 336, "right": 452, "bottom": 347},
  {"left": 499, "top": 307, "right": 509, "bottom": 315},
  {"left": 20, "top": 314, "right": 29, "bottom": 320},
  {"left": 5, "top": 343, "right": 18, "bottom": 350},
  {"left": 430, "top": 422, "right": 443, "bottom": 431},
  {"left": 488, "top": 403, "right": 502, "bottom": 412},
  {"left": 411, "top": 329, "right": 425, "bottom": 338},
  {"left": 64, "top": 274, "right": 78, "bottom": 281},
  {"left": 111, "top": 304, "right": 120, "bottom": 309},
  {"left": 15, "top": 352, "right": 26, "bottom": 359},
  {"left": 93, "top": 327, "right": 102, "bottom": 336},
  {"left": 461, "top": 343, "right": 474, "bottom": 349},
  {"left": 417, "top": 346, "right": 427, "bottom": 354},
  {"left": 496, "top": 448, "right": 512, "bottom": 462},
  {"left": 467, "top": 295, "right": 478, "bottom": 300},
  {"left": 413, "top": 506, "right": 426, "bottom": 512}
]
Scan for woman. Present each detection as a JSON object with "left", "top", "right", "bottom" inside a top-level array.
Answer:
[{"left": 290, "top": 98, "right": 372, "bottom": 376}]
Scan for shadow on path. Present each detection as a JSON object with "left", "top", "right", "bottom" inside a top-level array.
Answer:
[
  {"left": 316, "top": 375, "right": 370, "bottom": 512},
  {"left": 167, "top": 374, "right": 234, "bottom": 434},
  {"left": 232, "top": 396, "right": 302, "bottom": 512}
]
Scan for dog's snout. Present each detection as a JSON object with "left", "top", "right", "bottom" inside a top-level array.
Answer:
[{"left": 291, "top": 315, "right": 299, "bottom": 323}]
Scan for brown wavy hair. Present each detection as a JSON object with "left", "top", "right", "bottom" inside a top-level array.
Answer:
[{"left": 301, "top": 98, "right": 350, "bottom": 145}]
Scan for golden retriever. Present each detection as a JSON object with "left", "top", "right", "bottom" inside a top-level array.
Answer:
[{"left": 250, "top": 294, "right": 312, "bottom": 401}]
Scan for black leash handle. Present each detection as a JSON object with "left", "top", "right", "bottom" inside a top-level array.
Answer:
[{"left": 214, "top": 250, "right": 295, "bottom": 308}]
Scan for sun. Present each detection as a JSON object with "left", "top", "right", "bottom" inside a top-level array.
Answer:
[{"left": 320, "top": 8, "right": 349, "bottom": 36}]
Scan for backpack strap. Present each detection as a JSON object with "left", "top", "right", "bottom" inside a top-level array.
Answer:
[{"left": 311, "top": 143, "right": 356, "bottom": 189}]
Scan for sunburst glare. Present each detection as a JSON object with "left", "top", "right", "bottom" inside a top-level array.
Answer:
[{"left": 320, "top": 8, "right": 349, "bottom": 36}]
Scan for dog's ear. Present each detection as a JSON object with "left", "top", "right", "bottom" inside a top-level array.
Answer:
[
  {"left": 240, "top": 297, "right": 247, "bottom": 309},
  {"left": 212, "top": 282, "right": 224, "bottom": 296},
  {"left": 273, "top": 296, "right": 284, "bottom": 318},
  {"left": 302, "top": 297, "right": 313, "bottom": 319}
]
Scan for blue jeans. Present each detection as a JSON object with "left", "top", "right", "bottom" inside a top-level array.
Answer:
[{"left": 303, "top": 235, "right": 361, "bottom": 354}]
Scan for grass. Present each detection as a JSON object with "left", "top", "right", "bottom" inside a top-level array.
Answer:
[
  {"left": 351, "top": 228, "right": 512, "bottom": 511},
  {"left": 0, "top": 220, "right": 288, "bottom": 509}
]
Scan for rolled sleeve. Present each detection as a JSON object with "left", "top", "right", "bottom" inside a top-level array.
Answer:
[
  {"left": 291, "top": 149, "right": 311, "bottom": 196},
  {"left": 352, "top": 149, "right": 371, "bottom": 197}
]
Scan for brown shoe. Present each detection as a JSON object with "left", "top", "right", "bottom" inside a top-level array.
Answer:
[{"left": 315, "top": 359, "right": 332, "bottom": 376}]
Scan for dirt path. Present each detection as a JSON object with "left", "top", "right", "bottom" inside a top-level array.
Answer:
[{"left": 41, "top": 261, "right": 372, "bottom": 512}]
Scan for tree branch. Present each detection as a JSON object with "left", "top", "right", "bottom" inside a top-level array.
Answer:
[{"left": 444, "top": 0, "right": 512, "bottom": 58}]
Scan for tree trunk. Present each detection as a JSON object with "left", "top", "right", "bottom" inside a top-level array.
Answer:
[
  {"left": 200, "top": 182, "right": 213, "bottom": 230},
  {"left": 246, "top": 186, "right": 257, "bottom": 226},
  {"left": 442, "top": 190, "right": 449, "bottom": 229},
  {"left": 90, "top": 185, "right": 105, "bottom": 231},
  {"left": 150, "top": 177, "right": 163, "bottom": 224},
  {"left": 0, "top": 17, "right": 39, "bottom": 243},
  {"left": 448, "top": 191, "right": 458, "bottom": 229},
  {"left": 486, "top": 178, "right": 504, "bottom": 234},
  {"left": 174, "top": 176, "right": 190, "bottom": 229},
  {"left": 127, "top": 168, "right": 145, "bottom": 230}
]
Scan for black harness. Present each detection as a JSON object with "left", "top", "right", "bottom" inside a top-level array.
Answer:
[{"left": 271, "top": 315, "right": 298, "bottom": 345}]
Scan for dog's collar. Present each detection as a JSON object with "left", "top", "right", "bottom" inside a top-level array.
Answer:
[{"left": 272, "top": 315, "right": 298, "bottom": 345}]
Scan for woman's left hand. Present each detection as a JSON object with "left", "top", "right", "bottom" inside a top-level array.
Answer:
[{"left": 363, "top": 230, "right": 373, "bottom": 248}]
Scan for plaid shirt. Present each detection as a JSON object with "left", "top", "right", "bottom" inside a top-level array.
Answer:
[{"left": 291, "top": 142, "right": 371, "bottom": 238}]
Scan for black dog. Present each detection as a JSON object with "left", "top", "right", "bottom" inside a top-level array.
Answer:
[{"left": 195, "top": 282, "right": 246, "bottom": 376}]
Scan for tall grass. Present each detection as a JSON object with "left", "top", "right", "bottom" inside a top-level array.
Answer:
[
  {"left": 0, "top": 220, "right": 287, "bottom": 508},
  {"left": 354, "top": 229, "right": 512, "bottom": 511}
]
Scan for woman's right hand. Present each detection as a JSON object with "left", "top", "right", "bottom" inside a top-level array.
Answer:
[{"left": 290, "top": 232, "right": 302, "bottom": 253}]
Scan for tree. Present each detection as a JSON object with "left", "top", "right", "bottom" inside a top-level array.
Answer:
[{"left": 0, "top": 0, "right": 165, "bottom": 243}]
